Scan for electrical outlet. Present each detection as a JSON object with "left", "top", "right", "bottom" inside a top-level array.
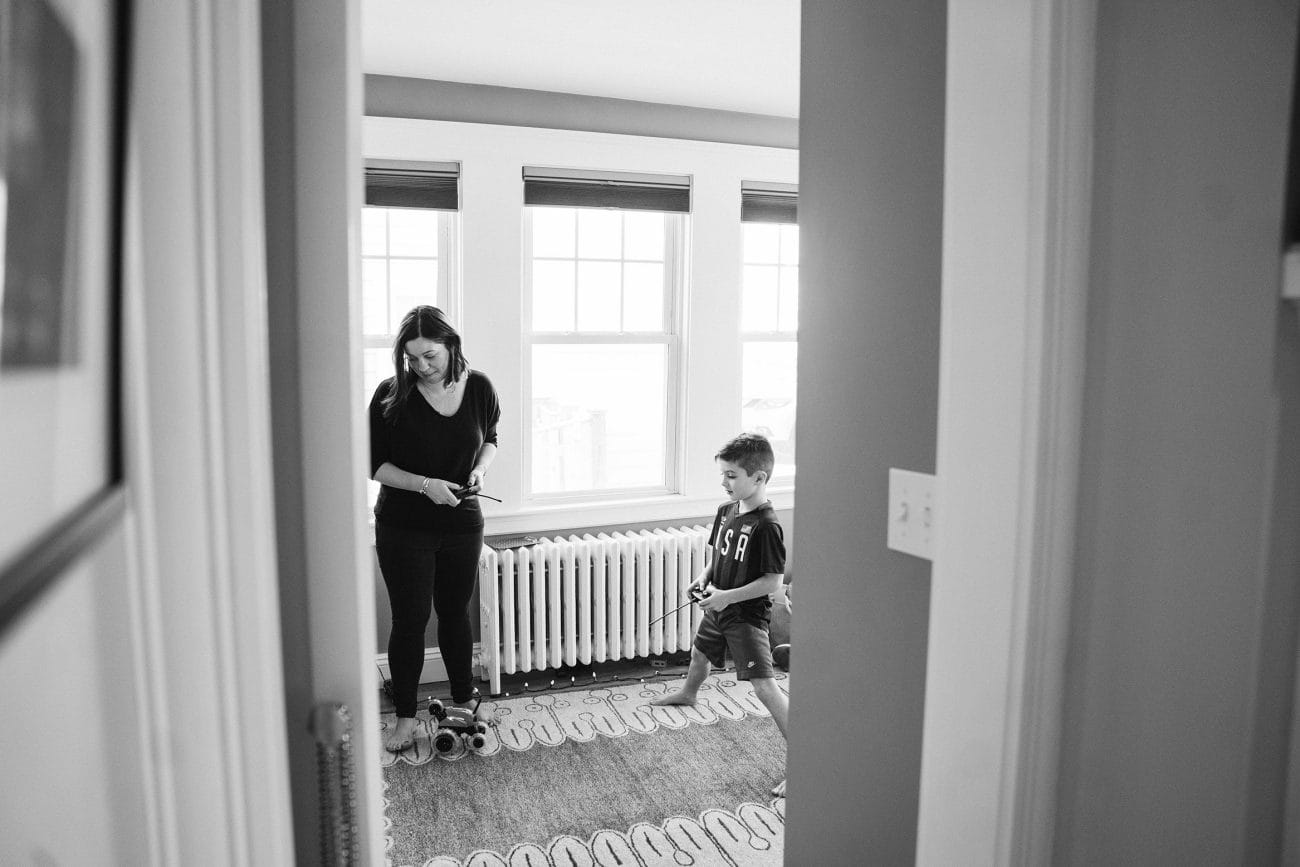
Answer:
[{"left": 887, "top": 468, "right": 936, "bottom": 560}]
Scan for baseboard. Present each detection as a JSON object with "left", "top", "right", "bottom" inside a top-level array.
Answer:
[{"left": 374, "top": 643, "right": 484, "bottom": 686}]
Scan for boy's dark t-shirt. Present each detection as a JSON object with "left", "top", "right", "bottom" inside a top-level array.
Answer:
[
  {"left": 708, "top": 500, "right": 786, "bottom": 624},
  {"left": 368, "top": 370, "right": 500, "bottom": 534}
]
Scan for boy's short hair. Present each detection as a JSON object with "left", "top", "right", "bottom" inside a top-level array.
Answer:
[{"left": 715, "top": 432, "right": 776, "bottom": 480}]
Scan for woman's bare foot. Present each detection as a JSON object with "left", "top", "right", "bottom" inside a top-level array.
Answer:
[
  {"left": 385, "top": 717, "right": 418, "bottom": 752},
  {"left": 649, "top": 690, "right": 698, "bottom": 707},
  {"left": 772, "top": 779, "right": 786, "bottom": 797},
  {"left": 454, "top": 699, "right": 496, "bottom": 726}
]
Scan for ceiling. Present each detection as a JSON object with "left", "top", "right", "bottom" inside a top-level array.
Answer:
[{"left": 361, "top": 0, "right": 801, "bottom": 118}]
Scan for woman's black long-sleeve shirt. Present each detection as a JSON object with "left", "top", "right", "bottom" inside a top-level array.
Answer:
[{"left": 369, "top": 370, "right": 500, "bottom": 534}]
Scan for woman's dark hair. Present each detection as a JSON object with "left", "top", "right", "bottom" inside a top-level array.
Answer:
[{"left": 381, "top": 306, "right": 469, "bottom": 420}]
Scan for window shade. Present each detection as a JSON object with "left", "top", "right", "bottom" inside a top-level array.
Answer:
[
  {"left": 523, "top": 167, "right": 691, "bottom": 213},
  {"left": 365, "top": 160, "right": 460, "bottom": 210},
  {"left": 741, "top": 181, "right": 798, "bottom": 224}
]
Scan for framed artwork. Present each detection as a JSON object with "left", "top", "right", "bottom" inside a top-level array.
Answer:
[{"left": 0, "top": 0, "right": 130, "bottom": 636}]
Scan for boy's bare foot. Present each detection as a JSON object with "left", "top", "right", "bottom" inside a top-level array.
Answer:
[
  {"left": 772, "top": 779, "right": 786, "bottom": 797},
  {"left": 385, "top": 717, "right": 418, "bottom": 752},
  {"left": 649, "top": 690, "right": 698, "bottom": 707}
]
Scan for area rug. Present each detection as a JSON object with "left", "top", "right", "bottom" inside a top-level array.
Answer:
[{"left": 379, "top": 672, "right": 789, "bottom": 866}]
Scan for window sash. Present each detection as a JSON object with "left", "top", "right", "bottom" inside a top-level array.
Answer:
[
  {"left": 741, "top": 336, "right": 798, "bottom": 486},
  {"left": 360, "top": 209, "right": 459, "bottom": 391},
  {"left": 523, "top": 208, "right": 686, "bottom": 501}
]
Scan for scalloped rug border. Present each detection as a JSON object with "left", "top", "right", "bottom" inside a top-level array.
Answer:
[{"left": 380, "top": 671, "right": 789, "bottom": 866}]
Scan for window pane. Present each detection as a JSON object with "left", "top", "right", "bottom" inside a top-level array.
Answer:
[
  {"left": 780, "top": 224, "right": 800, "bottom": 265},
  {"left": 532, "top": 344, "right": 667, "bottom": 492},
  {"left": 576, "top": 261, "right": 621, "bottom": 331},
  {"left": 623, "top": 211, "right": 665, "bottom": 261},
  {"left": 742, "top": 340, "right": 798, "bottom": 479},
  {"left": 363, "top": 347, "right": 393, "bottom": 405},
  {"left": 532, "top": 207, "right": 576, "bottom": 258},
  {"left": 362, "top": 208, "right": 387, "bottom": 256},
  {"left": 743, "top": 222, "right": 780, "bottom": 264},
  {"left": 577, "top": 209, "right": 622, "bottom": 259},
  {"left": 363, "top": 347, "right": 393, "bottom": 513},
  {"left": 388, "top": 259, "right": 439, "bottom": 332},
  {"left": 779, "top": 266, "right": 799, "bottom": 332},
  {"left": 532, "top": 260, "right": 576, "bottom": 331},
  {"left": 362, "top": 258, "right": 388, "bottom": 336},
  {"left": 623, "top": 262, "right": 664, "bottom": 331},
  {"left": 387, "top": 209, "right": 439, "bottom": 257},
  {"left": 742, "top": 264, "right": 779, "bottom": 332}
]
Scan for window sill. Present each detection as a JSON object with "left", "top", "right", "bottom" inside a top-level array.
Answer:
[{"left": 364, "top": 488, "right": 795, "bottom": 542}]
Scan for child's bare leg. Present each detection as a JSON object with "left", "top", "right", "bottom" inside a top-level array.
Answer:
[
  {"left": 750, "top": 676, "right": 789, "bottom": 796},
  {"left": 749, "top": 676, "right": 788, "bottom": 736},
  {"left": 650, "top": 647, "right": 712, "bottom": 706}
]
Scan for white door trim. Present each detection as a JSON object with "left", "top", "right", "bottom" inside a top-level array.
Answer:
[
  {"left": 918, "top": 1, "right": 1096, "bottom": 864},
  {"left": 279, "top": 0, "right": 387, "bottom": 862},
  {"left": 125, "top": 0, "right": 295, "bottom": 862},
  {"left": 197, "top": 2, "right": 298, "bottom": 862}
]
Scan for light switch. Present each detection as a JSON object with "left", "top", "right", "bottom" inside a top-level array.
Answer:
[{"left": 887, "top": 468, "right": 936, "bottom": 560}]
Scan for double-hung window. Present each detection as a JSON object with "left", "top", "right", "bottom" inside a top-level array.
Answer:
[
  {"left": 360, "top": 161, "right": 461, "bottom": 406},
  {"left": 361, "top": 162, "right": 461, "bottom": 504},
  {"left": 739, "top": 182, "right": 799, "bottom": 483},
  {"left": 523, "top": 167, "right": 689, "bottom": 499}
]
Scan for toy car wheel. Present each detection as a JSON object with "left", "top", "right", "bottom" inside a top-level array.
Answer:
[
  {"left": 428, "top": 699, "right": 445, "bottom": 720},
  {"left": 433, "top": 731, "right": 456, "bottom": 753},
  {"left": 470, "top": 734, "right": 486, "bottom": 750}
]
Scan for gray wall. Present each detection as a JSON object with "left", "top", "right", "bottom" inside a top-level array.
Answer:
[
  {"left": 785, "top": 2, "right": 945, "bottom": 863},
  {"left": 365, "top": 75, "right": 798, "bottom": 149},
  {"left": 1056, "top": 1, "right": 1300, "bottom": 864}
]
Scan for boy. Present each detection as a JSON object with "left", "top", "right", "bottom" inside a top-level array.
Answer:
[{"left": 650, "top": 432, "right": 789, "bottom": 797}]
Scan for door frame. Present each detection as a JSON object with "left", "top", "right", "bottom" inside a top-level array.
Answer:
[
  {"left": 918, "top": 0, "right": 1095, "bottom": 863},
  {"left": 265, "top": 0, "right": 1099, "bottom": 862}
]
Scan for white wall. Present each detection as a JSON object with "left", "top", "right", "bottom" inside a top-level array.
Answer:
[
  {"left": 2, "top": 1, "right": 297, "bottom": 863},
  {"left": 0, "top": 531, "right": 155, "bottom": 865},
  {"left": 363, "top": 117, "right": 798, "bottom": 536}
]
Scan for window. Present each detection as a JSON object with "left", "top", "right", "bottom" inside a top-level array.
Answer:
[
  {"left": 523, "top": 168, "right": 689, "bottom": 499},
  {"left": 740, "top": 182, "right": 798, "bottom": 482},
  {"left": 360, "top": 162, "right": 460, "bottom": 407},
  {"left": 361, "top": 162, "right": 460, "bottom": 504}
]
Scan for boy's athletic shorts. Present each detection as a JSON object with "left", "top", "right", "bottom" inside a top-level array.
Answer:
[{"left": 693, "top": 609, "right": 775, "bottom": 681}]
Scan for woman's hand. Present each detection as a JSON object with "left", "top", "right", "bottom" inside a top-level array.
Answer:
[
  {"left": 466, "top": 467, "right": 486, "bottom": 490},
  {"left": 420, "top": 477, "right": 462, "bottom": 507}
]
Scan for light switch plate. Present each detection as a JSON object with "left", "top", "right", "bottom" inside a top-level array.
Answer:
[{"left": 887, "top": 468, "right": 936, "bottom": 560}]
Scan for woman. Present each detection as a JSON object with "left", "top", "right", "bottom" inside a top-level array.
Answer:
[{"left": 369, "top": 305, "right": 500, "bottom": 752}]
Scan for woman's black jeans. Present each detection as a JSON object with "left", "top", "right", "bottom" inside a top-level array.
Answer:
[{"left": 375, "top": 521, "right": 483, "bottom": 717}]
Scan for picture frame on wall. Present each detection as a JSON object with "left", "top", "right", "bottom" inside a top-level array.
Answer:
[{"left": 0, "top": 0, "right": 131, "bottom": 636}]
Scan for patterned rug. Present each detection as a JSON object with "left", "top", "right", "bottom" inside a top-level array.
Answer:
[{"left": 380, "top": 672, "right": 788, "bottom": 866}]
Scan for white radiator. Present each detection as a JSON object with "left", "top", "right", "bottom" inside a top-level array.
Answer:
[{"left": 476, "top": 526, "right": 711, "bottom": 696}]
